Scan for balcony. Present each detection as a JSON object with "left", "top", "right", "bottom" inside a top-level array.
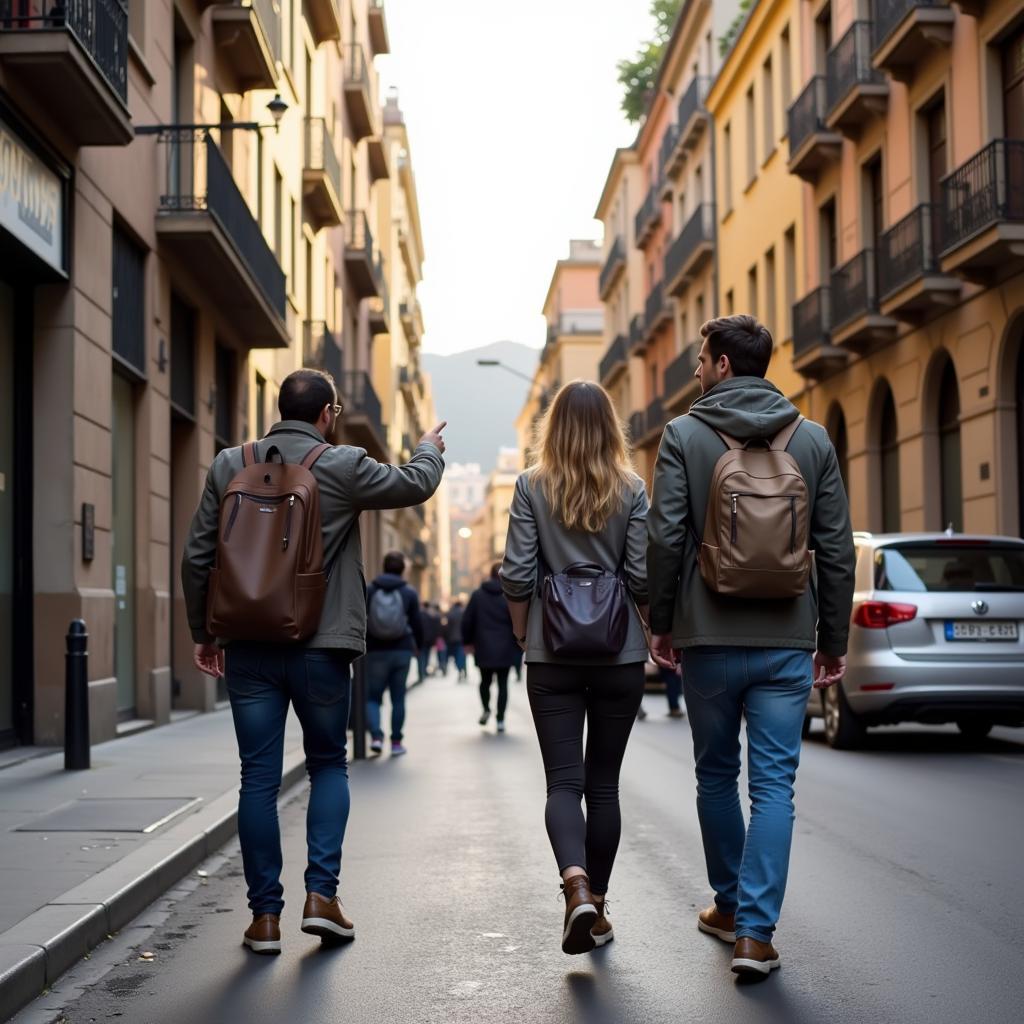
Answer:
[
  {"left": 599, "top": 333, "right": 629, "bottom": 386},
  {"left": 829, "top": 249, "right": 898, "bottom": 349},
  {"left": 368, "top": 0, "right": 390, "bottom": 55},
  {"left": 368, "top": 282, "right": 389, "bottom": 336},
  {"left": 663, "top": 343, "right": 699, "bottom": 411},
  {"left": 411, "top": 538, "right": 428, "bottom": 568},
  {"left": 400, "top": 298, "right": 424, "bottom": 346},
  {"left": 663, "top": 76, "right": 712, "bottom": 177},
  {"left": 629, "top": 313, "right": 645, "bottom": 353},
  {"left": 792, "top": 287, "right": 847, "bottom": 379},
  {"left": 644, "top": 282, "right": 670, "bottom": 342},
  {"left": 343, "top": 42, "right": 376, "bottom": 142},
  {"left": 664, "top": 203, "right": 715, "bottom": 297},
  {"left": 825, "top": 22, "right": 888, "bottom": 137},
  {"left": 878, "top": 204, "right": 960, "bottom": 320},
  {"left": 787, "top": 76, "right": 842, "bottom": 182},
  {"left": 303, "top": 117, "right": 343, "bottom": 229},
  {"left": 304, "top": 0, "right": 341, "bottom": 45},
  {"left": 871, "top": 0, "right": 952, "bottom": 84},
  {"left": 153, "top": 129, "right": 287, "bottom": 348},
  {"left": 939, "top": 140, "right": 1024, "bottom": 282},
  {"left": 599, "top": 235, "right": 626, "bottom": 299},
  {"left": 628, "top": 410, "right": 645, "bottom": 447},
  {"left": 344, "top": 210, "right": 383, "bottom": 298},
  {"left": 211, "top": 0, "right": 280, "bottom": 91},
  {"left": 642, "top": 396, "right": 668, "bottom": 444},
  {"left": 303, "top": 321, "right": 343, "bottom": 382},
  {"left": 0, "top": 0, "right": 131, "bottom": 145},
  {"left": 339, "top": 369, "right": 387, "bottom": 458},
  {"left": 367, "top": 136, "right": 390, "bottom": 182},
  {"left": 658, "top": 126, "right": 680, "bottom": 193},
  {"left": 634, "top": 185, "right": 662, "bottom": 249}
]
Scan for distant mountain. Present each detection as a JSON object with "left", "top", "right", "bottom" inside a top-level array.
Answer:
[{"left": 423, "top": 341, "right": 539, "bottom": 472}]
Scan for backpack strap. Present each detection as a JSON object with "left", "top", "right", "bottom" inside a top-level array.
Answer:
[
  {"left": 301, "top": 443, "right": 331, "bottom": 470},
  {"left": 241, "top": 441, "right": 258, "bottom": 467},
  {"left": 712, "top": 430, "right": 743, "bottom": 450},
  {"left": 771, "top": 416, "right": 804, "bottom": 452}
]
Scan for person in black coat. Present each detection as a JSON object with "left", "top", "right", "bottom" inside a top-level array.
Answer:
[{"left": 462, "top": 564, "right": 519, "bottom": 732}]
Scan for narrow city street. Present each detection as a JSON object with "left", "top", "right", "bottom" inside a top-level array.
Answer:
[{"left": 21, "top": 669, "right": 1024, "bottom": 1024}]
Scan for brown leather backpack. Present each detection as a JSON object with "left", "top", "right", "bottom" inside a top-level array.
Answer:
[
  {"left": 206, "top": 441, "right": 330, "bottom": 642},
  {"left": 697, "top": 416, "right": 811, "bottom": 599}
]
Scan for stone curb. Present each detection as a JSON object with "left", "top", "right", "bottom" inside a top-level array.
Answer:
[{"left": 0, "top": 746, "right": 309, "bottom": 1021}]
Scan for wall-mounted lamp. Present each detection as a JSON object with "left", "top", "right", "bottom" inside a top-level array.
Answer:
[{"left": 266, "top": 93, "right": 288, "bottom": 129}]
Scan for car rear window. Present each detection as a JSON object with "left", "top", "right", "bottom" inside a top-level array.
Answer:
[{"left": 874, "top": 544, "right": 1024, "bottom": 593}]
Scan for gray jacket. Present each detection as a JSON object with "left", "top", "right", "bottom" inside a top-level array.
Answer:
[
  {"left": 647, "top": 377, "right": 855, "bottom": 656},
  {"left": 182, "top": 420, "right": 445, "bottom": 653},
  {"left": 500, "top": 470, "right": 650, "bottom": 665}
]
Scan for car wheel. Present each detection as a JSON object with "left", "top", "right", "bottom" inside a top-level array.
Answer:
[
  {"left": 956, "top": 719, "right": 993, "bottom": 742},
  {"left": 822, "top": 684, "right": 865, "bottom": 750}
]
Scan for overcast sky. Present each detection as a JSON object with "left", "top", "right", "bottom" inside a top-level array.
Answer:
[{"left": 377, "top": 1, "right": 655, "bottom": 357}]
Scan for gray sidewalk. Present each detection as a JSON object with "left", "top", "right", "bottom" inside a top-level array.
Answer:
[{"left": 0, "top": 707, "right": 306, "bottom": 1017}]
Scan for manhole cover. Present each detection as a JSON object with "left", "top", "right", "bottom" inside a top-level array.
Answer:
[{"left": 17, "top": 797, "right": 202, "bottom": 833}]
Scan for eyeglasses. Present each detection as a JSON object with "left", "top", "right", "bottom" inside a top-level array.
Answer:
[{"left": 332, "top": 403, "right": 344, "bottom": 417}]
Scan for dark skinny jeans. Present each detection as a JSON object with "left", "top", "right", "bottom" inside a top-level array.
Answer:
[
  {"left": 526, "top": 662, "right": 645, "bottom": 895},
  {"left": 479, "top": 666, "right": 510, "bottom": 720}
]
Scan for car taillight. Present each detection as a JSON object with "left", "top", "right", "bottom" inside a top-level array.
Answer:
[{"left": 853, "top": 601, "right": 918, "bottom": 629}]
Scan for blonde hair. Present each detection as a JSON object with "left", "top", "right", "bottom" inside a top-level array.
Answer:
[{"left": 532, "top": 380, "right": 633, "bottom": 533}]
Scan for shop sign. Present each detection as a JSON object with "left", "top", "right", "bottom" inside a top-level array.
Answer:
[{"left": 0, "top": 114, "right": 66, "bottom": 275}]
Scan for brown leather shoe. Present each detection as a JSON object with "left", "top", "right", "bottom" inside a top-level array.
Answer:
[
  {"left": 591, "top": 896, "right": 614, "bottom": 948},
  {"left": 300, "top": 892, "right": 355, "bottom": 943},
  {"left": 560, "top": 875, "right": 597, "bottom": 955},
  {"left": 242, "top": 913, "right": 281, "bottom": 955},
  {"left": 731, "top": 936, "right": 781, "bottom": 976},
  {"left": 697, "top": 905, "right": 737, "bottom": 943}
]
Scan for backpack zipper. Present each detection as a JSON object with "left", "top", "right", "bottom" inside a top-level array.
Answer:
[
  {"left": 789, "top": 496, "right": 796, "bottom": 554},
  {"left": 282, "top": 495, "right": 295, "bottom": 551},
  {"left": 729, "top": 492, "right": 802, "bottom": 549},
  {"left": 223, "top": 493, "right": 242, "bottom": 542}
]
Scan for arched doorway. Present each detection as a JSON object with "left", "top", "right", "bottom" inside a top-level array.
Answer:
[
  {"left": 937, "top": 358, "right": 963, "bottom": 532},
  {"left": 877, "top": 383, "right": 900, "bottom": 533},
  {"left": 826, "top": 403, "right": 850, "bottom": 496}
]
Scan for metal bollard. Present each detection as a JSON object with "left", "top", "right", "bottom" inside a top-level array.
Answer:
[
  {"left": 65, "top": 619, "right": 90, "bottom": 771},
  {"left": 350, "top": 657, "right": 367, "bottom": 760}
]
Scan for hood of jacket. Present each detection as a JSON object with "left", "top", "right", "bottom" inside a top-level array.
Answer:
[
  {"left": 480, "top": 579, "right": 503, "bottom": 597},
  {"left": 372, "top": 573, "right": 408, "bottom": 592},
  {"left": 688, "top": 377, "right": 799, "bottom": 442}
]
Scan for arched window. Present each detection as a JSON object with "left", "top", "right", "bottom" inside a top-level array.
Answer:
[
  {"left": 938, "top": 359, "right": 963, "bottom": 532},
  {"left": 828, "top": 405, "right": 849, "bottom": 496},
  {"left": 879, "top": 385, "right": 900, "bottom": 533}
]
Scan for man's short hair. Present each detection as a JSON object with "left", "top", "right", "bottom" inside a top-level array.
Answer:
[
  {"left": 700, "top": 315, "right": 773, "bottom": 378},
  {"left": 490, "top": 562, "right": 501, "bottom": 580},
  {"left": 383, "top": 551, "right": 406, "bottom": 576},
  {"left": 279, "top": 369, "right": 336, "bottom": 424}
]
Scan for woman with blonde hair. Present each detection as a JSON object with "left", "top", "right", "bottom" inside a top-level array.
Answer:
[{"left": 501, "top": 379, "right": 650, "bottom": 955}]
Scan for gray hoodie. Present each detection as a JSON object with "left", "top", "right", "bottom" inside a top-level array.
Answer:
[{"left": 647, "top": 376, "right": 855, "bottom": 656}]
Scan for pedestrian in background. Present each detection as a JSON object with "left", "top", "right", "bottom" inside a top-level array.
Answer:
[
  {"left": 444, "top": 600, "right": 467, "bottom": 680},
  {"left": 365, "top": 551, "right": 423, "bottom": 756},
  {"left": 660, "top": 665, "right": 684, "bottom": 718},
  {"left": 647, "top": 314, "right": 854, "bottom": 978},
  {"left": 501, "top": 380, "right": 650, "bottom": 956},
  {"left": 462, "top": 563, "right": 519, "bottom": 733},
  {"left": 418, "top": 601, "right": 442, "bottom": 681},
  {"left": 182, "top": 369, "right": 445, "bottom": 955}
]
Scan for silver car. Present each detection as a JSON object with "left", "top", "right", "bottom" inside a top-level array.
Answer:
[{"left": 806, "top": 532, "right": 1024, "bottom": 748}]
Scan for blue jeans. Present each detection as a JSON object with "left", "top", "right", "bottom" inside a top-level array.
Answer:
[
  {"left": 660, "top": 666, "right": 683, "bottom": 711},
  {"left": 225, "top": 645, "right": 352, "bottom": 916},
  {"left": 680, "top": 646, "right": 813, "bottom": 943},
  {"left": 366, "top": 649, "right": 412, "bottom": 741},
  {"left": 447, "top": 643, "right": 466, "bottom": 674}
]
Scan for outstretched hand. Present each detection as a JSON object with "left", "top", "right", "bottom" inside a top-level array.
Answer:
[{"left": 419, "top": 421, "right": 447, "bottom": 455}]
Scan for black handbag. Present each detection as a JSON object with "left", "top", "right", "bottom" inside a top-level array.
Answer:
[{"left": 540, "top": 561, "right": 630, "bottom": 657}]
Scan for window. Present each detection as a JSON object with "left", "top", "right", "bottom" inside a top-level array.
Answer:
[
  {"left": 170, "top": 293, "right": 196, "bottom": 419},
  {"left": 112, "top": 226, "right": 146, "bottom": 375},
  {"left": 781, "top": 25, "right": 792, "bottom": 111},
  {"left": 938, "top": 359, "right": 963, "bottom": 532},
  {"left": 723, "top": 123, "right": 733, "bottom": 212},
  {"left": 725, "top": 288, "right": 734, "bottom": 315},
  {"left": 864, "top": 155, "right": 884, "bottom": 249},
  {"left": 762, "top": 57, "right": 775, "bottom": 157},
  {"left": 274, "top": 169, "right": 283, "bottom": 262},
  {"left": 128, "top": 0, "right": 145, "bottom": 47},
  {"left": 765, "top": 246, "right": 777, "bottom": 340},
  {"left": 748, "top": 264, "right": 759, "bottom": 318},
  {"left": 879, "top": 385, "right": 900, "bottom": 533},
  {"left": 214, "top": 343, "right": 236, "bottom": 452},
  {"left": 819, "top": 198, "right": 837, "bottom": 280},
  {"left": 815, "top": 4, "right": 832, "bottom": 76},
  {"left": 745, "top": 87, "right": 756, "bottom": 184},
  {"left": 696, "top": 291, "right": 705, "bottom": 327},
  {"left": 784, "top": 225, "right": 796, "bottom": 339},
  {"left": 925, "top": 95, "right": 947, "bottom": 203},
  {"left": 289, "top": 196, "right": 297, "bottom": 292}
]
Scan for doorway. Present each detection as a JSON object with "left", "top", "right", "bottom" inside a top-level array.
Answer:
[
  {"left": 111, "top": 372, "right": 137, "bottom": 716},
  {"left": 0, "top": 283, "right": 14, "bottom": 742},
  {"left": 1017, "top": 341, "right": 1024, "bottom": 537}
]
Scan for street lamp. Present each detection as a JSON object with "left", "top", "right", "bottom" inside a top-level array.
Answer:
[{"left": 476, "top": 359, "right": 545, "bottom": 395}]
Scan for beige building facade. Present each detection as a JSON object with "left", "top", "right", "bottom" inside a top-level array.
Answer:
[{"left": 0, "top": 1, "right": 443, "bottom": 749}]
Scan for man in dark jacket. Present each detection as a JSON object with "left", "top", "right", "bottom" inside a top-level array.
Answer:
[
  {"left": 418, "top": 602, "right": 442, "bottom": 680},
  {"left": 182, "top": 369, "right": 445, "bottom": 955},
  {"left": 647, "top": 315, "right": 854, "bottom": 978},
  {"left": 365, "top": 551, "right": 424, "bottom": 755},
  {"left": 462, "top": 564, "right": 519, "bottom": 732},
  {"left": 443, "top": 600, "right": 467, "bottom": 680}
]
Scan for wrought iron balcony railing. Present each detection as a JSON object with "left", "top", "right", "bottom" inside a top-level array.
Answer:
[
  {"left": 664, "top": 344, "right": 698, "bottom": 398},
  {"left": 878, "top": 203, "right": 942, "bottom": 298},
  {"left": 340, "top": 369, "right": 383, "bottom": 434},
  {"left": 303, "top": 321, "right": 343, "bottom": 382},
  {"left": 599, "top": 235, "right": 626, "bottom": 297},
  {"left": 831, "top": 250, "right": 880, "bottom": 330},
  {"left": 677, "top": 75, "right": 711, "bottom": 139},
  {"left": 304, "top": 117, "right": 342, "bottom": 198},
  {"left": 659, "top": 125, "right": 680, "bottom": 178},
  {"left": 664, "top": 203, "right": 715, "bottom": 291},
  {"left": 634, "top": 184, "right": 661, "bottom": 246},
  {"left": 629, "top": 313, "right": 645, "bottom": 351},
  {"left": 598, "top": 333, "right": 629, "bottom": 384},
  {"left": 788, "top": 76, "right": 829, "bottom": 155},
  {"left": 872, "top": 0, "right": 946, "bottom": 52},
  {"left": 644, "top": 281, "right": 666, "bottom": 336},
  {"left": 792, "top": 287, "right": 832, "bottom": 357},
  {"left": 826, "top": 21, "right": 884, "bottom": 114}
]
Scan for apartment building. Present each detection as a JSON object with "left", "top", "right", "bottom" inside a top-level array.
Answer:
[
  {"left": 466, "top": 448, "right": 518, "bottom": 587},
  {"left": 785, "top": 0, "right": 1024, "bottom": 534},
  {"left": 0, "top": 0, "right": 440, "bottom": 748},
  {"left": 707, "top": 0, "right": 806, "bottom": 404},
  {"left": 515, "top": 240, "right": 604, "bottom": 464}
]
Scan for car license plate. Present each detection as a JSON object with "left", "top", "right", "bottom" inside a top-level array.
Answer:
[{"left": 944, "top": 621, "right": 1019, "bottom": 641}]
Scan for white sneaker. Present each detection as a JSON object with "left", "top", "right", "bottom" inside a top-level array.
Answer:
[{"left": 496, "top": 720, "right": 506, "bottom": 733}]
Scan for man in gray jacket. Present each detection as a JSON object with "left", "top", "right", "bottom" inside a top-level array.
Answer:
[
  {"left": 647, "top": 315, "right": 854, "bottom": 977},
  {"left": 182, "top": 369, "right": 445, "bottom": 955}
]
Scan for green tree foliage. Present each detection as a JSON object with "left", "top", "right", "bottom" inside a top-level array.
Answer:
[
  {"left": 719, "top": 0, "right": 755, "bottom": 57},
  {"left": 617, "top": 0, "right": 684, "bottom": 124}
]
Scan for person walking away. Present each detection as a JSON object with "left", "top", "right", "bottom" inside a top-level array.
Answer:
[
  {"left": 462, "top": 564, "right": 520, "bottom": 733},
  {"left": 647, "top": 315, "right": 854, "bottom": 978},
  {"left": 501, "top": 380, "right": 650, "bottom": 955},
  {"left": 660, "top": 665, "right": 684, "bottom": 718},
  {"left": 182, "top": 369, "right": 445, "bottom": 955},
  {"left": 365, "top": 552, "right": 424, "bottom": 756},
  {"left": 418, "top": 602, "right": 442, "bottom": 681},
  {"left": 444, "top": 600, "right": 467, "bottom": 680}
]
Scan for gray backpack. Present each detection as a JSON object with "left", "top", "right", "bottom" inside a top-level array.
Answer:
[{"left": 368, "top": 587, "right": 409, "bottom": 640}]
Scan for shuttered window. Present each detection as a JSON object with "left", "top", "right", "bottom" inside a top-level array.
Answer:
[{"left": 112, "top": 226, "right": 146, "bottom": 375}]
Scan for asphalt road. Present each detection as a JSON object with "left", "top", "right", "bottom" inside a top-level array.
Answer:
[{"left": 20, "top": 669, "right": 1024, "bottom": 1024}]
